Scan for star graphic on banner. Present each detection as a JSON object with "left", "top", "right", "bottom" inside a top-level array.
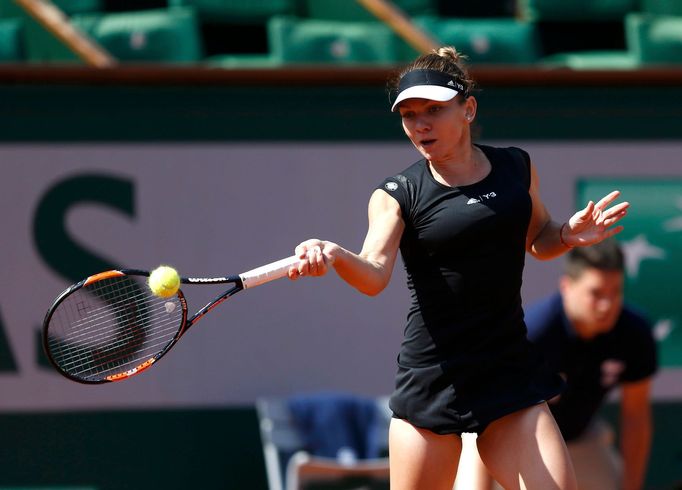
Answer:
[
  {"left": 653, "top": 318, "right": 674, "bottom": 342},
  {"left": 662, "top": 195, "right": 682, "bottom": 232},
  {"left": 621, "top": 234, "right": 666, "bottom": 278}
]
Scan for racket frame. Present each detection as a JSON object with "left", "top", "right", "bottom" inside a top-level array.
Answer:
[
  {"left": 42, "top": 270, "right": 243, "bottom": 384},
  {"left": 42, "top": 255, "right": 298, "bottom": 384}
]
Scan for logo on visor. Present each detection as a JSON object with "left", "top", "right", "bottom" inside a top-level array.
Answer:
[{"left": 447, "top": 80, "right": 456, "bottom": 87}]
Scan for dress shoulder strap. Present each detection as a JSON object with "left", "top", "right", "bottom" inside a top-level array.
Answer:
[{"left": 504, "top": 146, "right": 531, "bottom": 190}]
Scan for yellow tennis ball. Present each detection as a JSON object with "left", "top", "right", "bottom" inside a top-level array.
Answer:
[{"left": 148, "top": 265, "right": 181, "bottom": 298}]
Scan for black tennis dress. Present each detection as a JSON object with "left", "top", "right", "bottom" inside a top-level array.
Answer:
[{"left": 379, "top": 144, "right": 564, "bottom": 435}]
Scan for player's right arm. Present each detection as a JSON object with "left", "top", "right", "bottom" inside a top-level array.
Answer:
[{"left": 291, "top": 189, "right": 405, "bottom": 296}]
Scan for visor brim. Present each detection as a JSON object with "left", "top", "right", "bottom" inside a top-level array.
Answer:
[{"left": 391, "top": 85, "right": 459, "bottom": 112}]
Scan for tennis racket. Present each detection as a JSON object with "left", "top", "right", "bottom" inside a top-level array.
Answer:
[{"left": 42, "top": 255, "right": 299, "bottom": 384}]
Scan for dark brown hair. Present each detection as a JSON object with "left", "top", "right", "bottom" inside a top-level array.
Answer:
[{"left": 564, "top": 238, "right": 625, "bottom": 279}]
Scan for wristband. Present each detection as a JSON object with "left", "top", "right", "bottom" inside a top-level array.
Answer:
[{"left": 560, "top": 222, "right": 574, "bottom": 249}]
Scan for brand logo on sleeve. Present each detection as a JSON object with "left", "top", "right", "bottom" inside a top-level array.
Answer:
[{"left": 385, "top": 182, "right": 398, "bottom": 191}]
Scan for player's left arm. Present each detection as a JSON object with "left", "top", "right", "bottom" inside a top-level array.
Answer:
[
  {"left": 525, "top": 162, "right": 566, "bottom": 260},
  {"left": 525, "top": 161, "right": 630, "bottom": 259},
  {"left": 620, "top": 377, "right": 654, "bottom": 490}
]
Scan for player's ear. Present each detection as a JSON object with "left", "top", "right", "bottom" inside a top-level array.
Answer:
[
  {"left": 558, "top": 275, "right": 572, "bottom": 295},
  {"left": 463, "top": 96, "right": 477, "bottom": 122}
]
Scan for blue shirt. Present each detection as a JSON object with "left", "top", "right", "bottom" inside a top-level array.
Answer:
[{"left": 525, "top": 293, "right": 658, "bottom": 441}]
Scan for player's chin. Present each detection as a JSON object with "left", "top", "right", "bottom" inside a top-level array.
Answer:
[{"left": 417, "top": 147, "right": 435, "bottom": 160}]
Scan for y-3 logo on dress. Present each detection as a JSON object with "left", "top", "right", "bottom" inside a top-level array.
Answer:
[{"left": 466, "top": 192, "right": 497, "bottom": 205}]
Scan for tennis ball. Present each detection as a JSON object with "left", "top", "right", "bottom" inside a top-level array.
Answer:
[{"left": 148, "top": 265, "right": 181, "bottom": 298}]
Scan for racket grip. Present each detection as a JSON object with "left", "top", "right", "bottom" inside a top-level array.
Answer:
[{"left": 239, "top": 255, "right": 299, "bottom": 289}]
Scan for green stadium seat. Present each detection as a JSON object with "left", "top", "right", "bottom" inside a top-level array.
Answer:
[
  {"left": 0, "top": 0, "right": 103, "bottom": 17},
  {"left": 22, "top": 7, "right": 203, "bottom": 63},
  {"left": 302, "top": 0, "right": 435, "bottom": 21},
  {"left": 53, "top": 0, "right": 103, "bottom": 14},
  {"left": 73, "top": 8, "right": 203, "bottom": 63},
  {"left": 640, "top": 0, "right": 682, "bottom": 16},
  {"left": 415, "top": 16, "right": 542, "bottom": 64},
  {"left": 0, "top": 18, "right": 23, "bottom": 61},
  {"left": 626, "top": 13, "right": 682, "bottom": 64},
  {"left": 205, "top": 53, "right": 282, "bottom": 67},
  {"left": 541, "top": 50, "right": 639, "bottom": 69},
  {"left": 267, "top": 16, "right": 401, "bottom": 64},
  {"left": 519, "top": 0, "right": 637, "bottom": 21},
  {"left": 169, "top": 0, "right": 296, "bottom": 22}
]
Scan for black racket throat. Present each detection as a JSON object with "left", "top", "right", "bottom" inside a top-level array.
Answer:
[
  {"left": 184, "top": 282, "right": 242, "bottom": 329},
  {"left": 181, "top": 274, "right": 243, "bottom": 287}
]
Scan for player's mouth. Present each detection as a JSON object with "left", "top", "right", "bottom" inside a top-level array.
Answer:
[{"left": 421, "top": 139, "right": 436, "bottom": 148}]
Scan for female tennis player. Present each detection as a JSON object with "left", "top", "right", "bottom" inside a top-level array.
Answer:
[{"left": 289, "top": 47, "right": 628, "bottom": 490}]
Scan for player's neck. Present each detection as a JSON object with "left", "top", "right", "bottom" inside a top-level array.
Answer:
[{"left": 429, "top": 144, "right": 489, "bottom": 187}]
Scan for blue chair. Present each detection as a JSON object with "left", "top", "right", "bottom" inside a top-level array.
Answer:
[{"left": 256, "top": 393, "right": 391, "bottom": 490}]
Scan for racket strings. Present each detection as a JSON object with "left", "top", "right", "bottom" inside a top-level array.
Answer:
[
  {"left": 50, "top": 304, "right": 179, "bottom": 379},
  {"left": 49, "top": 279, "right": 167, "bottom": 350},
  {"left": 55, "top": 313, "right": 180, "bottom": 374},
  {"left": 53, "top": 286, "right": 173, "bottom": 349},
  {"left": 46, "top": 276, "right": 184, "bottom": 381}
]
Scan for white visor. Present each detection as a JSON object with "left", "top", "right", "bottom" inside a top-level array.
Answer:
[{"left": 391, "top": 85, "right": 459, "bottom": 112}]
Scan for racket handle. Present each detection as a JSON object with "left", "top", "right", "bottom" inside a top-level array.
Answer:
[{"left": 239, "top": 255, "right": 299, "bottom": 289}]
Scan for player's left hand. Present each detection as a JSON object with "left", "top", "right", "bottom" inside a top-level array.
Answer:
[{"left": 562, "top": 190, "right": 630, "bottom": 247}]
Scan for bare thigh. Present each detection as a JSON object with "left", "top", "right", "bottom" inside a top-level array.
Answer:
[
  {"left": 389, "top": 417, "right": 462, "bottom": 490},
  {"left": 454, "top": 432, "right": 497, "bottom": 490},
  {"left": 476, "top": 403, "right": 577, "bottom": 490}
]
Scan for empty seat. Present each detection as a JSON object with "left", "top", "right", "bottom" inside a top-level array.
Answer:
[
  {"left": 302, "top": 0, "right": 435, "bottom": 21},
  {"left": 519, "top": 0, "right": 637, "bottom": 21},
  {"left": 626, "top": 13, "right": 682, "bottom": 64},
  {"left": 0, "top": 0, "right": 105, "bottom": 63},
  {"left": 256, "top": 394, "right": 391, "bottom": 490},
  {"left": 268, "top": 16, "right": 401, "bottom": 64},
  {"left": 416, "top": 16, "right": 542, "bottom": 64},
  {"left": 169, "top": 0, "right": 296, "bottom": 22},
  {"left": 0, "top": 0, "right": 104, "bottom": 17},
  {"left": 0, "top": 18, "right": 23, "bottom": 61},
  {"left": 71, "top": 8, "right": 203, "bottom": 62},
  {"left": 205, "top": 53, "right": 282, "bottom": 67},
  {"left": 541, "top": 50, "right": 639, "bottom": 69},
  {"left": 640, "top": 0, "right": 682, "bottom": 16},
  {"left": 18, "top": 7, "right": 202, "bottom": 63}
]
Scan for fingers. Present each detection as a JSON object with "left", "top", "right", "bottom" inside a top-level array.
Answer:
[
  {"left": 576, "top": 200, "right": 594, "bottom": 221},
  {"left": 594, "top": 190, "right": 621, "bottom": 211},
  {"left": 601, "top": 202, "right": 629, "bottom": 227},
  {"left": 603, "top": 201, "right": 630, "bottom": 218},
  {"left": 289, "top": 240, "right": 331, "bottom": 279}
]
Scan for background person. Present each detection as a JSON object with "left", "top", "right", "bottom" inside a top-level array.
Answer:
[
  {"left": 462, "top": 239, "right": 657, "bottom": 490},
  {"left": 527, "top": 239, "right": 657, "bottom": 490}
]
